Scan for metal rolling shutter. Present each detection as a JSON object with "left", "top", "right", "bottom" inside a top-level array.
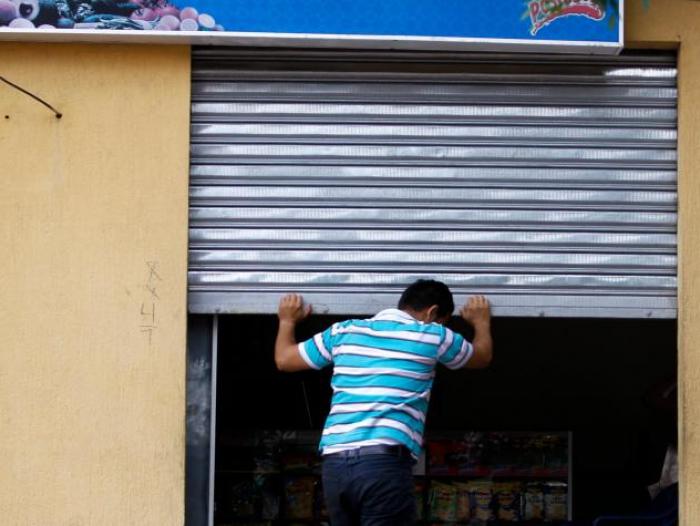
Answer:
[{"left": 188, "top": 49, "right": 677, "bottom": 318}]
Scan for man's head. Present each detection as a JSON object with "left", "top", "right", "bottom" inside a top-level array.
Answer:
[{"left": 398, "top": 279, "right": 454, "bottom": 325}]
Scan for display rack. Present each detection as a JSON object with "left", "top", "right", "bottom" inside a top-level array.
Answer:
[{"left": 214, "top": 430, "right": 571, "bottom": 525}]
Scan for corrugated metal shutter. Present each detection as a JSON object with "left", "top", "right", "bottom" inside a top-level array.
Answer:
[{"left": 189, "top": 49, "right": 677, "bottom": 318}]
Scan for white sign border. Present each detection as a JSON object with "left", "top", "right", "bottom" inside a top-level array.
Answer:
[{"left": 0, "top": 28, "right": 623, "bottom": 54}]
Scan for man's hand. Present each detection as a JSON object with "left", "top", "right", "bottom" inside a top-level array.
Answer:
[
  {"left": 460, "top": 295, "right": 491, "bottom": 328},
  {"left": 275, "top": 293, "right": 313, "bottom": 372},
  {"left": 278, "top": 293, "right": 312, "bottom": 324},
  {"left": 460, "top": 295, "right": 493, "bottom": 369}
]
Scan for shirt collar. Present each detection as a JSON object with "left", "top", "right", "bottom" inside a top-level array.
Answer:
[{"left": 372, "top": 308, "right": 420, "bottom": 324}]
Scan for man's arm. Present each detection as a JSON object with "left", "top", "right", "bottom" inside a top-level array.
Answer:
[
  {"left": 460, "top": 295, "right": 493, "bottom": 369},
  {"left": 275, "top": 293, "right": 313, "bottom": 372}
]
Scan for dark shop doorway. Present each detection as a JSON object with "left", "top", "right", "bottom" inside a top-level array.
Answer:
[{"left": 211, "top": 314, "right": 677, "bottom": 525}]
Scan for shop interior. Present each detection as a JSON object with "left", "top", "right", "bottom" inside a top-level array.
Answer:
[{"left": 213, "top": 313, "right": 677, "bottom": 525}]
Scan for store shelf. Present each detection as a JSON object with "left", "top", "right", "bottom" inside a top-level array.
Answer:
[
  {"left": 216, "top": 518, "right": 325, "bottom": 525},
  {"left": 421, "top": 473, "right": 568, "bottom": 481},
  {"left": 417, "top": 522, "right": 567, "bottom": 525},
  {"left": 215, "top": 430, "right": 571, "bottom": 526},
  {"left": 217, "top": 470, "right": 282, "bottom": 474},
  {"left": 216, "top": 520, "right": 566, "bottom": 525}
]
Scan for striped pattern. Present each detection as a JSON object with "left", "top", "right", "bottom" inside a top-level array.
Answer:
[{"left": 299, "top": 309, "right": 472, "bottom": 457}]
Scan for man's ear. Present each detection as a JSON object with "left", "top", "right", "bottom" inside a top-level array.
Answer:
[{"left": 426, "top": 304, "right": 440, "bottom": 323}]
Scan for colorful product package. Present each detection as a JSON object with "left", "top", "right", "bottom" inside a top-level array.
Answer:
[
  {"left": 284, "top": 476, "right": 316, "bottom": 520},
  {"left": 494, "top": 481, "right": 522, "bottom": 521},
  {"left": 458, "top": 432, "right": 486, "bottom": 474},
  {"left": 229, "top": 479, "right": 257, "bottom": 518},
  {"left": 258, "top": 475, "right": 280, "bottom": 520},
  {"left": 415, "top": 479, "right": 426, "bottom": 521},
  {"left": 467, "top": 480, "right": 495, "bottom": 523},
  {"left": 544, "top": 481, "right": 568, "bottom": 521},
  {"left": 454, "top": 481, "right": 472, "bottom": 521},
  {"left": 315, "top": 480, "right": 329, "bottom": 521},
  {"left": 523, "top": 482, "right": 545, "bottom": 520},
  {"left": 428, "top": 440, "right": 458, "bottom": 475},
  {"left": 428, "top": 481, "right": 458, "bottom": 522},
  {"left": 281, "top": 451, "right": 316, "bottom": 472}
]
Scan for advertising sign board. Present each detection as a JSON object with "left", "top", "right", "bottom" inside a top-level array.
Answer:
[{"left": 0, "top": 0, "right": 624, "bottom": 53}]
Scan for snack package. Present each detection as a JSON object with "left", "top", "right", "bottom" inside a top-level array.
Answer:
[
  {"left": 428, "top": 481, "right": 458, "bottom": 522},
  {"left": 544, "top": 481, "right": 568, "bottom": 521},
  {"left": 543, "top": 434, "right": 568, "bottom": 474},
  {"left": 428, "top": 441, "right": 455, "bottom": 474},
  {"left": 254, "top": 431, "right": 282, "bottom": 473},
  {"left": 281, "top": 451, "right": 316, "bottom": 472},
  {"left": 229, "top": 479, "right": 257, "bottom": 518},
  {"left": 284, "top": 476, "right": 316, "bottom": 519},
  {"left": 459, "top": 432, "right": 486, "bottom": 474},
  {"left": 454, "top": 482, "right": 472, "bottom": 521},
  {"left": 467, "top": 480, "right": 495, "bottom": 523},
  {"left": 258, "top": 476, "right": 280, "bottom": 520},
  {"left": 494, "top": 481, "right": 522, "bottom": 522},
  {"left": 316, "top": 480, "right": 329, "bottom": 520},
  {"left": 415, "top": 479, "right": 426, "bottom": 521},
  {"left": 523, "top": 482, "right": 545, "bottom": 520}
]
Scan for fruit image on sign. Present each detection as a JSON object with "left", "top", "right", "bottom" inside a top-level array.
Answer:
[{"left": 0, "top": 0, "right": 223, "bottom": 30}]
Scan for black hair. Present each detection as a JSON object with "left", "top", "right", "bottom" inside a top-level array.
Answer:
[{"left": 398, "top": 279, "right": 454, "bottom": 318}]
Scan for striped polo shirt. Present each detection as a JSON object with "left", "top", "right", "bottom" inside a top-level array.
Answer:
[{"left": 298, "top": 308, "right": 473, "bottom": 458}]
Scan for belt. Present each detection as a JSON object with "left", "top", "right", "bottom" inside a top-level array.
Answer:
[{"left": 323, "top": 444, "right": 413, "bottom": 459}]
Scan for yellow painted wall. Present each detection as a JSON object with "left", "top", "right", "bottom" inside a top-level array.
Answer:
[
  {"left": 0, "top": 44, "right": 191, "bottom": 525},
  {"left": 1, "top": 3, "right": 699, "bottom": 526},
  {"left": 626, "top": 1, "right": 700, "bottom": 524}
]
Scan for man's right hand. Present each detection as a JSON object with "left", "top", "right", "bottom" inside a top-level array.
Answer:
[
  {"left": 278, "top": 293, "right": 312, "bottom": 324},
  {"left": 275, "top": 294, "right": 314, "bottom": 372},
  {"left": 460, "top": 295, "right": 491, "bottom": 327}
]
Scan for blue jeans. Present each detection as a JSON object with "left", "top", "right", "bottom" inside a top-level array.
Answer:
[{"left": 321, "top": 453, "right": 416, "bottom": 526}]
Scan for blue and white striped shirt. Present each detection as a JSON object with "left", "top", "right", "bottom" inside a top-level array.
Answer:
[{"left": 298, "top": 308, "right": 473, "bottom": 458}]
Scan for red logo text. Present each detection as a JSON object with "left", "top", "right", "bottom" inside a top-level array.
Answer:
[{"left": 528, "top": 0, "right": 605, "bottom": 35}]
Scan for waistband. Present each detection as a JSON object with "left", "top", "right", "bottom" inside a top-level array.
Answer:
[{"left": 322, "top": 444, "right": 413, "bottom": 460}]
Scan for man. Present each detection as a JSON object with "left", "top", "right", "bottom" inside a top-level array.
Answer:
[{"left": 275, "top": 279, "right": 493, "bottom": 525}]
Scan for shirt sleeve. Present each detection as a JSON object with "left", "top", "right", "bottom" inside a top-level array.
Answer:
[
  {"left": 297, "top": 324, "right": 335, "bottom": 370},
  {"left": 437, "top": 327, "right": 474, "bottom": 370}
]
